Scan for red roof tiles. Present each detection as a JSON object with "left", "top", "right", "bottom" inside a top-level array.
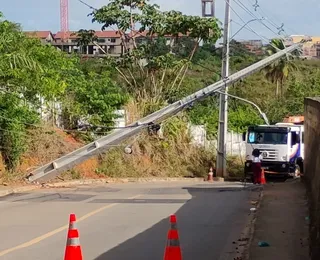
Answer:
[
  {"left": 24, "top": 31, "right": 53, "bottom": 39},
  {"left": 24, "top": 30, "right": 188, "bottom": 41},
  {"left": 54, "top": 30, "right": 120, "bottom": 39}
]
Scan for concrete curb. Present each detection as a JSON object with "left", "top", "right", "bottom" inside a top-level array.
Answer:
[
  {"left": 242, "top": 186, "right": 265, "bottom": 260},
  {"left": 43, "top": 177, "right": 219, "bottom": 188},
  {"left": 0, "top": 177, "right": 224, "bottom": 196},
  {"left": 0, "top": 185, "right": 40, "bottom": 198}
]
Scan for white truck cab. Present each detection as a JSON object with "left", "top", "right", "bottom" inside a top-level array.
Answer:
[{"left": 242, "top": 116, "right": 304, "bottom": 180}]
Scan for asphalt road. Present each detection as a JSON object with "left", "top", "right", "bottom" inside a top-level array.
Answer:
[{"left": 0, "top": 181, "right": 258, "bottom": 260}]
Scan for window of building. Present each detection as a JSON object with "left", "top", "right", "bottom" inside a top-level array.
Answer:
[
  {"left": 110, "top": 38, "right": 116, "bottom": 43},
  {"left": 97, "top": 38, "right": 105, "bottom": 43}
]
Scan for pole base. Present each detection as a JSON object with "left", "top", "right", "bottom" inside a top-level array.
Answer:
[{"left": 213, "top": 177, "right": 225, "bottom": 182}]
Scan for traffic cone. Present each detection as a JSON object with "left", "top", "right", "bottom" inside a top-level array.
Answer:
[
  {"left": 64, "top": 213, "right": 83, "bottom": 260},
  {"left": 260, "top": 169, "right": 266, "bottom": 185},
  {"left": 164, "top": 215, "right": 182, "bottom": 260},
  {"left": 207, "top": 167, "right": 214, "bottom": 182}
]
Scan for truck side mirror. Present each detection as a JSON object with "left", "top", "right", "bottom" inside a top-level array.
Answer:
[{"left": 242, "top": 132, "right": 246, "bottom": 141}]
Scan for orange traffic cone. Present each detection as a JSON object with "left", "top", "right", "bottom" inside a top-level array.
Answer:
[
  {"left": 64, "top": 214, "right": 83, "bottom": 260},
  {"left": 260, "top": 169, "right": 266, "bottom": 185},
  {"left": 164, "top": 215, "right": 182, "bottom": 260},
  {"left": 207, "top": 167, "right": 214, "bottom": 182}
]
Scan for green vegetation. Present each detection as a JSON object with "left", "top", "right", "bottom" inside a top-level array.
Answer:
[
  {"left": 0, "top": 0, "right": 320, "bottom": 180},
  {"left": 0, "top": 11, "right": 127, "bottom": 171}
]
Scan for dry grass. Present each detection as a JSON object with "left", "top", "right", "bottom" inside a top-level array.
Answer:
[
  {"left": 96, "top": 117, "right": 216, "bottom": 178},
  {"left": 0, "top": 112, "right": 244, "bottom": 183},
  {"left": 226, "top": 156, "right": 245, "bottom": 178},
  {"left": 0, "top": 126, "right": 87, "bottom": 183},
  {"left": 95, "top": 136, "right": 244, "bottom": 179}
]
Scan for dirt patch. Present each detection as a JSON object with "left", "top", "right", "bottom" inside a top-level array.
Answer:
[
  {"left": 0, "top": 120, "right": 245, "bottom": 184},
  {"left": 0, "top": 126, "right": 86, "bottom": 183}
]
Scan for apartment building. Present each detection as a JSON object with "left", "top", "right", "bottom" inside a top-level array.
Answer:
[
  {"left": 238, "top": 39, "right": 264, "bottom": 55},
  {"left": 52, "top": 31, "right": 124, "bottom": 57},
  {"left": 25, "top": 30, "right": 190, "bottom": 57},
  {"left": 25, "top": 30, "right": 125, "bottom": 57},
  {"left": 285, "top": 35, "right": 320, "bottom": 59}
]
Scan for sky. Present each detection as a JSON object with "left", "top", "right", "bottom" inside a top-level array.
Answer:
[{"left": 1, "top": 0, "right": 319, "bottom": 42}]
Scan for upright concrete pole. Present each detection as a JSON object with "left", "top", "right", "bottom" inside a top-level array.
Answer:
[{"left": 216, "top": 0, "right": 231, "bottom": 178}]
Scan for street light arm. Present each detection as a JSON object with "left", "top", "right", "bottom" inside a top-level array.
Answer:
[
  {"left": 230, "top": 18, "right": 265, "bottom": 40},
  {"left": 216, "top": 91, "right": 270, "bottom": 125}
]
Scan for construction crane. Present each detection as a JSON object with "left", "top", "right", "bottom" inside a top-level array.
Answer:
[
  {"left": 60, "top": 0, "right": 69, "bottom": 40},
  {"left": 26, "top": 43, "right": 302, "bottom": 183}
]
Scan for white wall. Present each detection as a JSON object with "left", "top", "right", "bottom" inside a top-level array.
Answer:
[
  {"left": 38, "top": 97, "right": 126, "bottom": 130},
  {"left": 188, "top": 124, "right": 245, "bottom": 157}
]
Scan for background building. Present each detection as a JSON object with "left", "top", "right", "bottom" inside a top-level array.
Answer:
[
  {"left": 285, "top": 35, "right": 320, "bottom": 59},
  {"left": 25, "top": 30, "right": 125, "bottom": 57}
]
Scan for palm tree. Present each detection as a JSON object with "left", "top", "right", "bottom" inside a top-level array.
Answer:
[{"left": 264, "top": 38, "right": 298, "bottom": 97}]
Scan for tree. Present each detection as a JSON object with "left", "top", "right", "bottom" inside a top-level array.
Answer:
[
  {"left": 0, "top": 14, "right": 40, "bottom": 79},
  {"left": 62, "top": 71, "right": 129, "bottom": 129},
  {"left": 0, "top": 14, "right": 78, "bottom": 170},
  {"left": 264, "top": 38, "right": 297, "bottom": 97},
  {"left": 89, "top": 0, "right": 222, "bottom": 115},
  {"left": 0, "top": 13, "right": 127, "bottom": 170},
  {"left": 0, "top": 93, "right": 39, "bottom": 170},
  {"left": 73, "top": 29, "right": 98, "bottom": 54}
]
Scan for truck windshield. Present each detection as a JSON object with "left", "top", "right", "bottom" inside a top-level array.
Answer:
[{"left": 248, "top": 131, "right": 288, "bottom": 144}]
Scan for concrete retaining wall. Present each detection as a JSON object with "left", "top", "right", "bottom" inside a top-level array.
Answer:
[{"left": 304, "top": 97, "right": 320, "bottom": 259}]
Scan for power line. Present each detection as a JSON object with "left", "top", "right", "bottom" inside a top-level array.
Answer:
[
  {"left": 231, "top": 19, "right": 269, "bottom": 41},
  {"left": 225, "top": 1, "right": 272, "bottom": 43},
  {"left": 225, "top": 1, "right": 290, "bottom": 54},
  {"left": 246, "top": 0, "right": 299, "bottom": 36},
  {"left": 232, "top": 0, "right": 285, "bottom": 37},
  {"left": 234, "top": 0, "right": 285, "bottom": 37},
  {"left": 249, "top": 0, "right": 284, "bottom": 30},
  {"left": 234, "top": 0, "right": 281, "bottom": 36},
  {"left": 76, "top": 0, "right": 97, "bottom": 10}
]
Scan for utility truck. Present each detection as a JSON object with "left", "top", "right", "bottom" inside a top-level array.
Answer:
[{"left": 242, "top": 116, "right": 304, "bottom": 180}]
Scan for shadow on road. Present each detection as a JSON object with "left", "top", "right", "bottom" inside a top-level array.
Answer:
[{"left": 94, "top": 184, "right": 255, "bottom": 260}]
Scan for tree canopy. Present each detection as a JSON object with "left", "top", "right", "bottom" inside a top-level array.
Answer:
[
  {"left": 1, "top": 1, "right": 319, "bottom": 173},
  {"left": 88, "top": 0, "right": 222, "bottom": 115},
  {"left": 0, "top": 12, "right": 127, "bottom": 170}
]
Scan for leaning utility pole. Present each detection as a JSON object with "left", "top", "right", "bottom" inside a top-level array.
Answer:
[
  {"left": 27, "top": 42, "right": 302, "bottom": 183},
  {"left": 216, "top": 0, "right": 231, "bottom": 178}
]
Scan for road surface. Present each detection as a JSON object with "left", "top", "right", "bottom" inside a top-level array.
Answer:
[{"left": 0, "top": 181, "right": 258, "bottom": 260}]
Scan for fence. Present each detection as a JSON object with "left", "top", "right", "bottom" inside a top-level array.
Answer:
[
  {"left": 188, "top": 125, "right": 245, "bottom": 157},
  {"left": 37, "top": 98, "right": 126, "bottom": 129},
  {"left": 304, "top": 97, "right": 320, "bottom": 260}
]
